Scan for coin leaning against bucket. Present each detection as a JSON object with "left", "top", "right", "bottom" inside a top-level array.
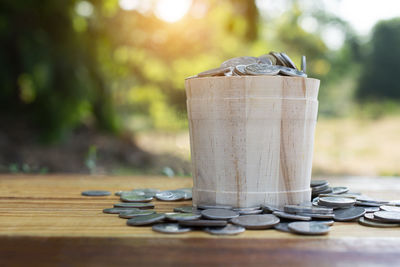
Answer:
[{"left": 188, "top": 52, "right": 307, "bottom": 79}]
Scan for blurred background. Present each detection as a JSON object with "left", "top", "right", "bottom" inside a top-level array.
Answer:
[{"left": 1, "top": 0, "right": 400, "bottom": 176}]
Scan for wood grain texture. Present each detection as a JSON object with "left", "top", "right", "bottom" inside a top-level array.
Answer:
[
  {"left": 0, "top": 175, "right": 400, "bottom": 266},
  {"left": 185, "top": 76, "right": 320, "bottom": 208}
]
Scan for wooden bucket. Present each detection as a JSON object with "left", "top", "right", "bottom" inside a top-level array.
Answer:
[{"left": 185, "top": 75, "right": 320, "bottom": 208}]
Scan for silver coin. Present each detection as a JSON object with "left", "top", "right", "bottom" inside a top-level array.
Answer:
[
  {"left": 318, "top": 197, "right": 356, "bottom": 208},
  {"left": 273, "top": 211, "right": 311, "bottom": 221},
  {"left": 114, "top": 202, "right": 155, "bottom": 209},
  {"left": 257, "top": 55, "right": 273, "bottom": 65},
  {"left": 126, "top": 213, "right": 165, "bottom": 226},
  {"left": 288, "top": 221, "right": 330, "bottom": 235},
  {"left": 245, "top": 64, "right": 280, "bottom": 75},
  {"left": 312, "top": 188, "right": 333, "bottom": 197},
  {"left": 284, "top": 205, "right": 333, "bottom": 214},
  {"left": 274, "top": 222, "right": 291, "bottom": 233},
  {"left": 197, "top": 204, "right": 233, "bottom": 210},
  {"left": 132, "top": 188, "right": 160, "bottom": 197},
  {"left": 114, "top": 191, "right": 125, "bottom": 196},
  {"left": 173, "top": 206, "right": 201, "bottom": 214},
  {"left": 333, "top": 207, "right": 366, "bottom": 222},
  {"left": 204, "top": 224, "right": 246, "bottom": 235},
  {"left": 380, "top": 205, "right": 400, "bottom": 212},
  {"left": 261, "top": 204, "right": 282, "bottom": 213},
  {"left": 238, "top": 209, "right": 263, "bottom": 215},
  {"left": 259, "top": 54, "right": 277, "bottom": 65},
  {"left": 82, "top": 190, "right": 111, "bottom": 197},
  {"left": 363, "top": 207, "right": 380, "bottom": 213},
  {"left": 221, "top": 56, "right": 258, "bottom": 68},
  {"left": 331, "top": 187, "right": 349, "bottom": 194},
  {"left": 359, "top": 217, "right": 400, "bottom": 228},
  {"left": 277, "top": 65, "right": 307, "bottom": 77},
  {"left": 388, "top": 200, "right": 400, "bottom": 206},
  {"left": 356, "top": 201, "right": 382, "bottom": 207},
  {"left": 373, "top": 211, "right": 400, "bottom": 223},
  {"left": 119, "top": 209, "right": 156, "bottom": 219},
  {"left": 197, "top": 66, "right": 233, "bottom": 77},
  {"left": 166, "top": 213, "right": 201, "bottom": 221},
  {"left": 280, "top": 52, "right": 298, "bottom": 69},
  {"left": 301, "top": 55, "right": 306, "bottom": 73},
  {"left": 155, "top": 190, "right": 186, "bottom": 201},
  {"left": 103, "top": 208, "right": 140, "bottom": 214},
  {"left": 234, "top": 64, "right": 248, "bottom": 75},
  {"left": 201, "top": 209, "right": 239, "bottom": 220},
  {"left": 152, "top": 223, "right": 192, "bottom": 234},
  {"left": 364, "top": 212, "right": 382, "bottom": 222},
  {"left": 120, "top": 192, "right": 153, "bottom": 203},
  {"left": 179, "top": 220, "right": 227, "bottom": 227},
  {"left": 319, "top": 193, "right": 357, "bottom": 199},
  {"left": 269, "top": 52, "right": 287, "bottom": 66},
  {"left": 230, "top": 214, "right": 280, "bottom": 230},
  {"left": 298, "top": 213, "right": 335, "bottom": 219},
  {"left": 310, "top": 180, "right": 329, "bottom": 187},
  {"left": 232, "top": 206, "right": 261, "bottom": 211},
  {"left": 313, "top": 220, "right": 335, "bottom": 226},
  {"left": 311, "top": 183, "right": 330, "bottom": 192}
]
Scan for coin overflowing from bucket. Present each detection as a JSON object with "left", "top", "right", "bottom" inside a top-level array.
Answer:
[
  {"left": 189, "top": 52, "right": 307, "bottom": 79},
  {"left": 82, "top": 179, "right": 400, "bottom": 236}
]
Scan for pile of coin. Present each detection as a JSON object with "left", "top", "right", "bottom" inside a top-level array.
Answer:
[
  {"left": 190, "top": 52, "right": 307, "bottom": 79},
  {"left": 83, "top": 180, "right": 400, "bottom": 236}
]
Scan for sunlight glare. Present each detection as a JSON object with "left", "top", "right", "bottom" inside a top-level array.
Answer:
[{"left": 155, "top": 0, "right": 192, "bottom": 23}]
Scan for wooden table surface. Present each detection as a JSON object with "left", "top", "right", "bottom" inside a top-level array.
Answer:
[{"left": 0, "top": 175, "right": 400, "bottom": 266}]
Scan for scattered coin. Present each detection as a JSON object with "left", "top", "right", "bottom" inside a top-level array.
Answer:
[
  {"left": 273, "top": 211, "right": 311, "bottom": 221},
  {"left": 373, "top": 211, "right": 400, "bottom": 223},
  {"left": 358, "top": 217, "right": 400, "bottom": 228},
  {"left": 120, "top": 192, "right": 153, "bottom": 203},
  {"left": 119, "top": 209, "right": 156, "bottom": 219},
  {"left": 197, "top": 204, "right": 233, "bottom": 210},
  {"left": 132, "top": 188, "right": 160, "bottom": 197},
  {"left": 363, "top": 207, "right": 380, "bottom": 213},
  {"left": 270, "top": 51, "right": 287, "bottom": 66},
  {"left": 245, "top": 64, "right": 280, "bottom": 75},
  {"left": 179, "top": 220, "right": 228, "bottom": 227},
  {"left": 237, "top": 209, "right": 263, "bottom": 215},
  {"left": 198, "top": 66, "right": 233, "bottom": 77},
  {"left": 301, "top": 55, "right": 306, "bottom": 73},
  {"left": 114, "top": 202, "right": 155, "bottom": 209},
  {"left": 280, "top": 52, "right": 297, "bottom": 69},
  {"left": 298, "top": 213, "right": 335, "bottom": 219},
  {"left": 333, "top": 207, "right": 366, "bottom": 222},
  {"left": 261, "top": 204, "right": 281, "bottom": 213},
  {"left": 127, "top": 213, "right": 165, "bottom": 226},
  {"left": 288, "top": 221, "right": 330, "bottom": 235},
  {"left": 201, "top": 209, "right": 239, "bottom": 220},
  {"left": 356, "top": 201, "right": 382, "bottom": 207},
  {"left": 380, "top": 205, "right": 400, "bottom": 212},
  {"left": 221, "top": 56, "right": 258, "bottom": 68},
  {"left": 204, "top": 224, "right": 246, "bottom": 235},
  {"left": 274, "top": 222, "right": 291, "bottom": 233},
  {"left": 311, "top": 180, "right": 329, "bottom": 187},
  {"left": 318, "top": 197, "right": 356, "bottom": 208},
  {"left": 103, "top": 208, "right": 140, "bottom": 214},
  {"left": 231, "top": 214, "right": 280, "bottom": 230},
  {"left": 173, "top": 206, "right": 201, "bottom": 214},
  {"left": 234, "top": 65, "right": 247, "bottom": 75},
  {"left": 155, "top": 190, "right": 186, "bottom": 201},
  {"left": 165, "top": 213, "right": 202, "bottom": 221},
  {"left": 232, "top": 206, "right": 261, "bottom": 211},
  {"left": 313, "top": 220, "right": 335, "bottom": 226},
  {"left": 82, "top": 190, "right": 111, "bottom": 197},
  {"left": 284, "top": 205, "right": 333, "bottom": 214},
  {"left": 311, "top": 183, "right": 331, "bottom": 192},
  {"left": 331, "top": 187, "right": 349, "bottom": 194},
  {"left": 152, "top": 223, "right": 192, "bottom": 234}
]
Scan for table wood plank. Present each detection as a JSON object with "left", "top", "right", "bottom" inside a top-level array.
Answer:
[{"left": 0, "top": 175, "right": 399, "bottom": 266}]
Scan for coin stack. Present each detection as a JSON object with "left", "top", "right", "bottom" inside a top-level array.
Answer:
[
  {"left": 82, "top": 180, "right": 400, "bottom": 236},
  {"left": 189, "top": 52, "right": 307, "bottom": 79}
]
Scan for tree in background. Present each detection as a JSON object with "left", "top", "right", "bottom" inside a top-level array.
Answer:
[{"left": 357, "top": 18, "right": 400, "bottom": 101}]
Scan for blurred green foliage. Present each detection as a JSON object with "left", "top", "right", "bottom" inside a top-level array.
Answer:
[
  {"left": 357, "top": 18, "right": 400, "bottom": 101},
  {"left": 0, "top": 0, "right": 398, "bottom": 142}
]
